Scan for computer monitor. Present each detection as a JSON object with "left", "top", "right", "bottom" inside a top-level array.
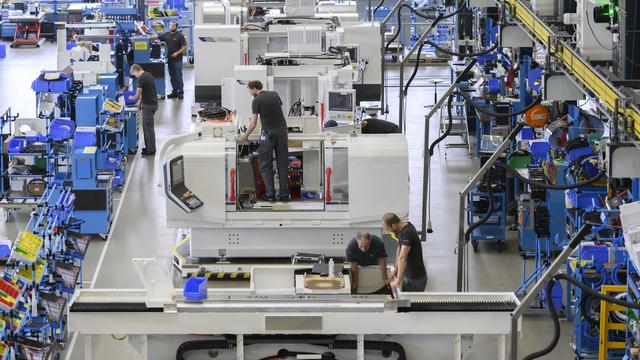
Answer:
[
  {"left": 328, "top": 91, "right": 354, "bottom": 112},
  {"left": 170, "top": 157, "right": 185, "bottom": 187}
]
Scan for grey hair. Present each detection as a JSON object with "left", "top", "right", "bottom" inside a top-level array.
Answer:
[{"left": 356, "top": 231, "right": 371, "bottom": 241}]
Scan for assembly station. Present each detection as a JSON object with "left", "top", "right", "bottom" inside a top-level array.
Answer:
[{"left": 1, "top": 0, "right": 640, "bottom": 359}]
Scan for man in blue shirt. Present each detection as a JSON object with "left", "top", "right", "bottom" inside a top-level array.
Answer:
[{"left": 345, "top": 231, "right": 389, "bottom": 293}]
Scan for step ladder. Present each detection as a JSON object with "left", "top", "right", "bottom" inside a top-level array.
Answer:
[
  {"left": 438, "top": 99, "right": 470, "bottom": 158},
  {"left": 598, "top": 285, "right": 626, "bottom": 360}
]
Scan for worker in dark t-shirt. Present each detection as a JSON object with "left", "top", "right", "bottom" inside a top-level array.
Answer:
[
  {"left": 239, "top": 80, "right": 289, "bottom": 202},
  {"left": 346, "top": 231, "right": 389, "bottom": 293},
  {"left": 381, "top": 212, "right": 427, "bottom": 292},
  {"left": 153, "top": 21, "right": 187, "bottom": 99},
  {"left": 128, "top": 64, "right": 158, "bottom": 155},
  {"left": 361, "top": 118, "right": 400, "bottom": 134}
]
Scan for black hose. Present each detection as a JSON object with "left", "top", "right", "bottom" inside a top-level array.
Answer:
[
  {"left": 523, "top": 273, "right": 640, "bottom": 360},
  {"left": 385, "top": 4, "right": 456, "bottom": 53},
  {"left": 464, "top": 172, "right": 494, "bottom": 245},
  {"left": 457, "top": 91, "right": 543, "bottom": 118},
  {"left": 425, "top": 40, "right": 499, "bottom": 58},
  {"left": 428, "top": 93, "right": 455, "bottom": 156},
  {"left": 403, "top": 12, "right": 445, "bottom": 95},
  {"left": 372, "top": 0, "right": 384, "bottom": 16}
]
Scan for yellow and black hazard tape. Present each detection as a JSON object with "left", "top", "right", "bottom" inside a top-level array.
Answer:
[{"left": 187, "top": 271, "right": 251, "bottom": 281}]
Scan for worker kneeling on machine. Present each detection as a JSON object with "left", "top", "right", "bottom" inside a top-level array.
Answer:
[
  {"left": 239, "top": 80, "right": 290, "bottom": 202},
  {"left": 382, "top": 213, "right": 427, "bottom": 292},
  {"left": 346, "top": 231, "right": 390, "bottom": 294}
]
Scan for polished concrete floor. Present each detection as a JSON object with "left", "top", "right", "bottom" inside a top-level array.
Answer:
[{"left": 0, "top": 42, "right": 572, "bottom": 359}]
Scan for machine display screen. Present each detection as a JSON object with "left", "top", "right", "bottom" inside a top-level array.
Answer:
[
  {"left": 171, "top": 158, "right": 185, "bottom": 187},
  {"left": 328, "top": 92, "right": 353, "bottom": 112}
]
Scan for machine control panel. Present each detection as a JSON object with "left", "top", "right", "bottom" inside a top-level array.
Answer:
[
  {"left": 164, "top": 156, "right": 204, "bottom": 213},
  {"left": 326, "top": 90, "right": 356, "bottom": 124}
]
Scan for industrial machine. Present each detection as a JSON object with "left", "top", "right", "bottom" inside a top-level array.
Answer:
[{"left": 69, "top": 258, "right": 519, "bottom": 360}]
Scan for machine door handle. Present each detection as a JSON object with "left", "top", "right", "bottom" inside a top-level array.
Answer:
[
  {"left": 229, "top": 168, "right": 236, "bottom": 202},
  {"left": 325, "top": 168, "right": 332, "bottom": 202}
]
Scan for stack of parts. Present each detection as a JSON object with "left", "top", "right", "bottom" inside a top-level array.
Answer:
[
  {"left": 0, "top": 279, "right": 20, "bottom": 311},
  {"left": 11, "top": 232, "right": 44, "bottom": 265}
]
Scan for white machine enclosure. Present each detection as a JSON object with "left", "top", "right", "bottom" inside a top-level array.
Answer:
[
  {"left": 563, "top": 0, "right": 613, "bottom": 62},
  {"left": 194, "top": 24, "right": 242, "bottom": 102},
  {"left": 164, "top": 131, "right": 408, "bottom": 258}
]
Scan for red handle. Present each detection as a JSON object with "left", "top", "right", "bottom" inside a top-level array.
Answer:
[
  {"left": 229, "top": 168, "right": 236, "bottom": 202},
  {"left": 325, "top": 167, "right": 332, "bottom": 202}
]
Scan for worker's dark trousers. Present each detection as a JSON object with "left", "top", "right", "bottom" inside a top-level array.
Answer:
[
  {"left": 402, "top": 275, "right": 427, "bottom": 292},
  {"left": 167, "top": 60, "right": 184, "bottom": 95},
  {"left": 141, "top": 104, "right": 157, "bottom": 152},
  {"left": 258, "top": 128, "right": 289, "bottom": 199}
]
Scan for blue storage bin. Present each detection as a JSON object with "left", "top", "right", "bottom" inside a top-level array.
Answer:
[
  {"left": 66, "top": 41, "right": 76, "bottom": 50},
  {"left": 122, "top": 91, "right": 137, "bottom": 106},
  {"left": 0, "top": 43, "right": 6, "bottom": 59},
  {"left": 49, "top": 118, "right": 75, "bottom": 141},
  {"left": 31, "top": 71, "right": 73, "bottom": 93},
  {"left": 74, "top": 131, "right": 97, "bottom": 147},
  {"left": 519, "top": 126, "right": 535, "bottom": 140},
  {"left": 567, "top": 146, "right": 592, "bottom": 162},
  {"left": 530, "top": 141, "right": 550, "bottom": 161},
  {"left": 568, "top": 189, "right": 602, "bottom": 209},
  {"left": 8, "top": 138, "right": 26, "bottom": 153},
  {"left": 183, "top": 276, "right": 208, "bottom": 301},
  {"left": 103, "top": 154, "right": 120, "bottom": 169},
  {"left": 580, "top": 245, "right": 609, "bottom": 264}
]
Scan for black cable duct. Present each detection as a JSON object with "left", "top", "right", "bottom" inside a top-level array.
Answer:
[
  {"left": 176, "top": 337, "right": 407, "bottom": 360},
  {"left": 425, "top": 39, "right": 499, "bottom": 58},
  {"left": 523, "top": 273, "right": 640, "bottom": 360}
]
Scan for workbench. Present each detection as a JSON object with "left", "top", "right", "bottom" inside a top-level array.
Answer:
[{"left": 8, "top": 13, "right": 44, "bottom": 47}]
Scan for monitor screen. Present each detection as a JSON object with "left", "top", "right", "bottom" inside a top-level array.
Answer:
[
  {"left": 328, "top": 92, "right": 353, "bottom": 112},
  {"left": 171, "top": 158, "right": 184, "bottom": 187}
]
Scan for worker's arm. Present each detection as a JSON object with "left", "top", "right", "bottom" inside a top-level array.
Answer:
[
  {"left": 390, "top": 245, "right": 411, "bottom": 289},
  {"left": 171, "top": 35, "right": 188, "bottom": 58},
  {"left": 378, "top": 257, "right": 389, "bottom": 286},
  {"left": 349, "top": 262, "right": 359, "bottom": 293},
  {"left": 389, "top": 246, "right": 400, "bottom": 278},
  {"left": 129, "top": 87, "right": 142, "bottom": 101},
  {"left": 239, "top": 114, "right": 258, "bottom": 141}
]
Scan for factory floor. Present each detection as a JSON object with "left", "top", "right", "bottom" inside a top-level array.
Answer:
[{"left": 0, "top": 42, "right": 572, "bottom": 359}]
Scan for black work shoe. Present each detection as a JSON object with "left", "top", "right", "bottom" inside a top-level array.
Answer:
[
  {"left": 278, "top": 195, "right": 290, "bottom": 202},
  {"left": 167, "top": 93, "right": 179, "bottom": 99},
  {"left": 178, "top": 94, "right": 184, "bottom": 100}
]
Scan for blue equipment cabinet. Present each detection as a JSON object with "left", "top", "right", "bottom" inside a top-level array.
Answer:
[
  {"left": 131, "top": 36, "right": 166, "bottom": 98},
  {"left": 75, "top": 93, "right": 101, "bottom": 127},
  {"left": 71, "top": 133, "right": 113, "bottom": 235}
]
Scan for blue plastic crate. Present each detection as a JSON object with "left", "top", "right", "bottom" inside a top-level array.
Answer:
[
  {"left": 183, "top": 276, "right": 208, "bottom": 301},
  {"left": 568, "top": 189, "right": 602, "bottom": 209},
  {"left": 50, "top": 118, "right": 75, "bottom": 141},
  {"left": 8, "top": 138, "right": 26, "bottom": 153},
  {"left": 580, "top": 245, "right": 609, "bottom": 265},
  {"left": 74, "top": 130, "right": 97, "bottom": 147},
  {"left": 0, "top": 43, "right": 5, "bottom": 59}
]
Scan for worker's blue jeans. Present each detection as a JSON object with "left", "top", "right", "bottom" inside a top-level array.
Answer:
[{"left": 167, "top": 60, "right": 184, "bottom": 95}]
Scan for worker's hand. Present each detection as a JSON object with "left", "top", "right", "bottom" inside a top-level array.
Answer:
[
  {"left": 383, "top": 277, "right": 391, "bottom": 286},
  {"left": 388, "top": 266, "right": 397, "bottom": 278},
  {"left": 390, "top": 279, "right": 400, "bottom": 289},
  {"left": 171, "top": 52, "right": 179, "bottom": 58},
  {"left": 128, "top": 96, "right": 135, "bottom": 101}
]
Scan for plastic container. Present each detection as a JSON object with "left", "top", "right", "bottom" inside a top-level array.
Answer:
[
  {"left": 74, "top": 131, "right": 97, "bottom": 147},
  {"left": 0, "top": 44, "right": 6, "bottom": 59},
  {"left": 8, "top": 138, "right": 26, "bottom": 153},
  {"left": 530, "top": 141, "right": 551, "bottom": 162},
  {"left": 568, "top": 189, "right": 603, "bottom": 209},
  {"left": 122, "top": 91, "right": 137, "bottom": 106},
  {"left": 49, "top": 118, "right": 75, "bottom": 141},
  {"left": 580, "top": 245, "right": 609, "bottom": 265},
  {"left": 183, "top": 276, "right": 208, "bottom": 302}
]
